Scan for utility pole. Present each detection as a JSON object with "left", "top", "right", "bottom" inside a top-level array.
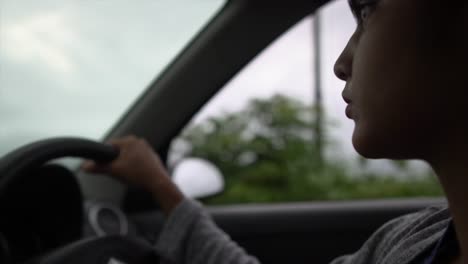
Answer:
[{"left": 313, "top": 11, "right": 324, "bottom": 169}]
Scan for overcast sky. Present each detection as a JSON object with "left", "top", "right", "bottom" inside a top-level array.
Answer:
[
  {"left": 0, "top": 0, "right": 430, "bottom": 175},
  {"left": 0, "top": 0, "right": 225, "bottom": 153}
]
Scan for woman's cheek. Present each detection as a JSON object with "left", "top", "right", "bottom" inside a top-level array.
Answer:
[
  {"left": 350, "top": 103, "right": 388, "bottom": 158},
  {"left": 349, "top": 83, "right": 410, "bottom": 159}
]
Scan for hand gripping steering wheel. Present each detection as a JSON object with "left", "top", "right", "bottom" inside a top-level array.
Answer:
[{"left": 0, "top": 138, "right": 159, "bottom": 264}]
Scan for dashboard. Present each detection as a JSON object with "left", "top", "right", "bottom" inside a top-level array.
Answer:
[
  {"left": 0, "top": 162, "right": 167, "bottom": 263},
  {"left": 84, "top": 201, "right": 132, "bottom": 237}
]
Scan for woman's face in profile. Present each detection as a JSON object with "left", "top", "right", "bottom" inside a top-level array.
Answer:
[{"left": 334, "top": 0, "right": 468, "bottom": 162}]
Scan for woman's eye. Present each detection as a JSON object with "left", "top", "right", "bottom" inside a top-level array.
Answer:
[
  {"left": 360, "top": 6, "right": 372, "bottom": 21},
  {"left": 355, "top": 1, "right": 377, "bottom": 25}
]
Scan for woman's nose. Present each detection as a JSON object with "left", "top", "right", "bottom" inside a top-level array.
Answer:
[
  {"left": 334, "top": 56, "right": 350, "bottom": 81},
  {"left": 334, "top": 34, "right": 356, "bottom": 82}
]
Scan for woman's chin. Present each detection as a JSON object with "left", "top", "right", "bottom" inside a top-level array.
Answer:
[
  {"left": 352, "top": 119, "right": 430, "bottom": 160},
  {"left": 352, "top": 128, "right": 417, "bottom": 160},
  {"left": 352, "top": 128, "right": 390, "bottom": 159}
]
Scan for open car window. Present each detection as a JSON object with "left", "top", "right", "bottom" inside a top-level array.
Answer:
[
  {"left": 0, "top": 0, "right": 225, "bottom": 157},
  {"left": 169, "top": 0, "right": 442, "bottom": 205}
]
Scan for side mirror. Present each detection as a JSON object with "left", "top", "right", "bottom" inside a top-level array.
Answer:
[{"left": 172, "top": 158, "right": 225, "bottom": 199}]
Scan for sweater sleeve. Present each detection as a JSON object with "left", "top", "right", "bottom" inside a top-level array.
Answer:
[
  {"left": 154, "top": 198, "right": 260, "bottom": 264},
  {"left": 155, "top": 199, "right": 448, "bottom": 264},
  {"left": 330, "top": 206, "right": 449, "bottom": 264}
]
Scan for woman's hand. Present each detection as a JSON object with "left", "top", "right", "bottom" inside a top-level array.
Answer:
[{"left": 82, "top": 135, "right": 184, "bottom": 215}]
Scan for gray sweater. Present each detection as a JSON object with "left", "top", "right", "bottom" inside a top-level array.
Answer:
[{"left": 155, "top": 199, "right": 451, "bottom": 264}]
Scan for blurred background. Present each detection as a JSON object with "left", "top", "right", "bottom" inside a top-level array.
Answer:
[{"left": 0, "top": 0, "right": 442, "bottom": 204}]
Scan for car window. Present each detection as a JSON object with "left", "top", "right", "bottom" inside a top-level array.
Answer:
[
  {"left": 0, "top": 0, "right": 225, "bottom": 157},
  {"left": 169, "top": 0, "right": 443, "bottom": 205}
]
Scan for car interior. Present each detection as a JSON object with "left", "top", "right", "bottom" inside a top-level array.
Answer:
[{"left": 0, "top": 0, "right": 446, "bottom": 263}]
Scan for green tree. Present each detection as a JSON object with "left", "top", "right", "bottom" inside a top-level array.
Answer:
[{"left": 178, "top": 94, "right": 442, "bottom": 204}]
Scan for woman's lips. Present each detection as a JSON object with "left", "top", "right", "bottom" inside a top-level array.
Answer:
[
  {"left": 345, "top": 104, "right": 353, "bottom": 119},
  {"left": 342, "top": 88, "right": 353, "bottom": 119}
]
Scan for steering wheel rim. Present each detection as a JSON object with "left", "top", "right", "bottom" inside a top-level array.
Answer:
[
  {"left": 30, "top": 235, "right": 159, "bottom": 264},
  {"left": 0, "top": 137, "right": 119, "bottom": 194},
  {"left": 0, "top": 138, "right": 159, "bottom": 263}
]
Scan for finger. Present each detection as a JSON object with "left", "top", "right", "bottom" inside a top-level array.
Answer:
[
  {"left": 112, "top": 135, "right": 139, "bottom": 143},
  {"left": 106, "top": 138, "right": 127, "bottom": 147},
  {"left": 107, "top": 135, "right": 139, "bottom": 147},
  {"left": 81, "top": 160, "right": 112, "bottom": 174},
  {"left": 81, "top": 160, "right": 96, "bottom": 171}
]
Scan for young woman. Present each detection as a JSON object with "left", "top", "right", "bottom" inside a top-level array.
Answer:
[{"left": 84, "top": 0, "right": 468, "bottom": 263}]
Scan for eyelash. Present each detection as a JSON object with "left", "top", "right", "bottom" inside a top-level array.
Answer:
[{"left": 355, "top": 0, "right": 378, "bottom": 25}]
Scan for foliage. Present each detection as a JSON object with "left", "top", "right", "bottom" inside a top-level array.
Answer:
[{"left": 178, "top": 94, "right": 443, "bottom": 205}]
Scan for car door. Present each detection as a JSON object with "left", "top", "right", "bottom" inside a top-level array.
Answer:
[{"left": 207, "top": 198, "right": 444, "bottom": 263}]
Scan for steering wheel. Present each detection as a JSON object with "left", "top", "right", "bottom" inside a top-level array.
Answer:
[{"left": 0, "top": 138, "right": 159, "bottom": 264}]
